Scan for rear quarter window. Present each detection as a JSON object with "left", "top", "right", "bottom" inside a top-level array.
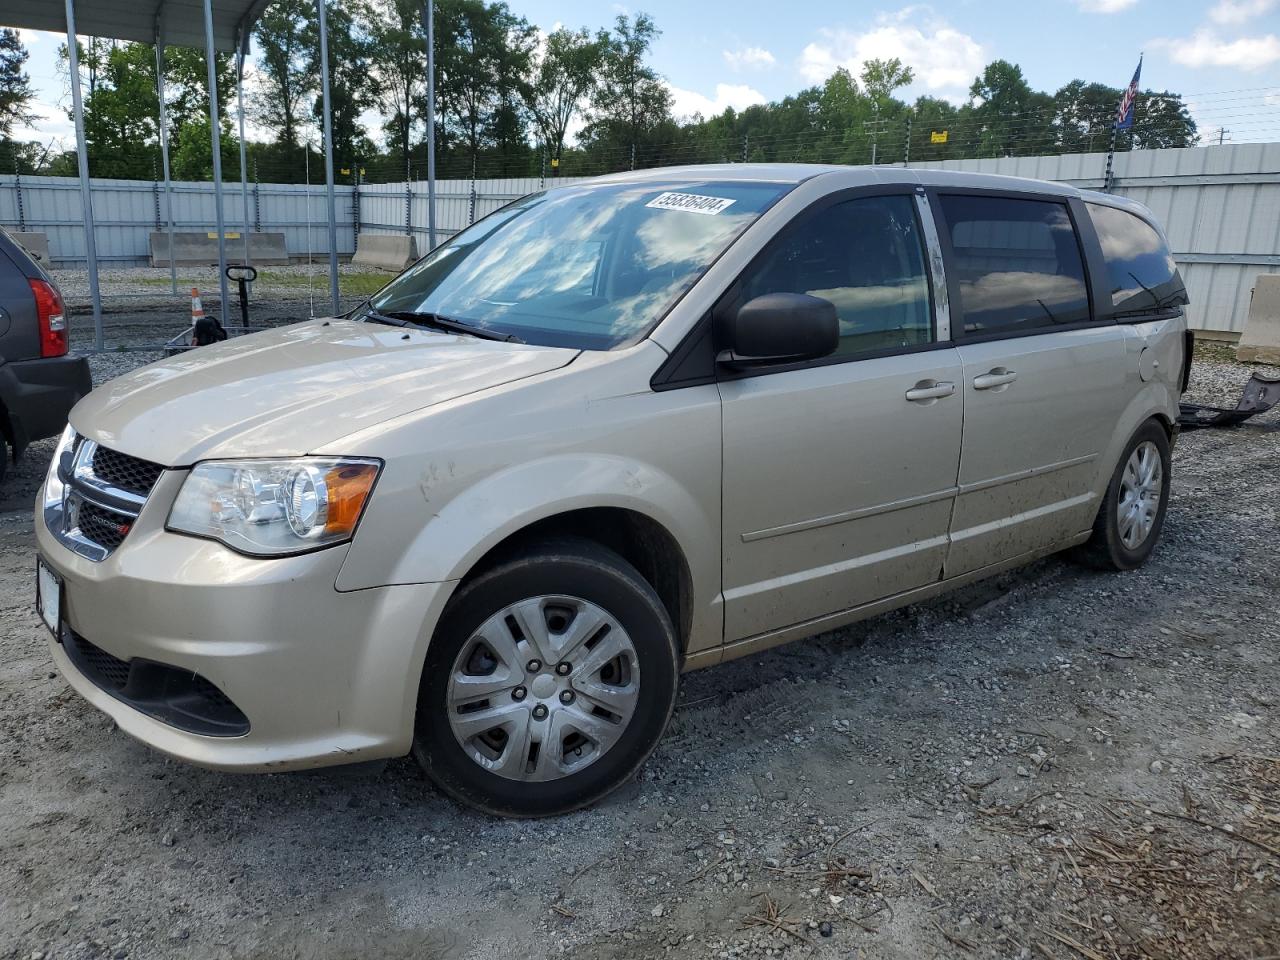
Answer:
[{"left": 1086, "top": 203, "right": 1187, "bottom": 315}]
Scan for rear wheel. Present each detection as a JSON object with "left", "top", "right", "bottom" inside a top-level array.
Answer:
[
  {"left": 412, "top": 538, "right": 678, "bottom": 817},
  {"left": 1075, "top": 420, "right": 1171, "bottom": 571}
]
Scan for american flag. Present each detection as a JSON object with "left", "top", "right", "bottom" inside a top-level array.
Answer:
[{"left": 1115, "top": 57, "right": 1143, "bottom": 130}]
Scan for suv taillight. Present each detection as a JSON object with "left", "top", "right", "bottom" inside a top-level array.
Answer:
[{"left": 30, "top": 278, "right": 67, "bottom": 358}]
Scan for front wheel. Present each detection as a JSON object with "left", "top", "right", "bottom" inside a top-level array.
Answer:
[
  {"left": 1075, "top": 419, "right": 1171, "bottom": 571},
  {"left": 413, "top": 538, "right": 679, "bottom": 817}
]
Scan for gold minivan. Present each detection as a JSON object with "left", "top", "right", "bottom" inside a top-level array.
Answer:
[{"left": 36, "top": 165, "right": 1188, "bottom": 816}]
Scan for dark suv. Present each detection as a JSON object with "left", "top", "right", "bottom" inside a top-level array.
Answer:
[{"left": 0, "top": 227, "right": 91, "bottom": 480}]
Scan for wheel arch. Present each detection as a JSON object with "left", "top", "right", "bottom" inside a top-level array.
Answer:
[{"left": 445, "top": 506, "right": 695, "bottom": 659}]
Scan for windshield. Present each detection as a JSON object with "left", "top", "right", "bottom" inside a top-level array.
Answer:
[{"left": 355, "top": 179, "right": 789, "bottom": 349}]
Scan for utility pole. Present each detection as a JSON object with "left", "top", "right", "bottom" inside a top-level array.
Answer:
[
  {"left": 863, "top": 117, "right": 889, "bottom": 166},
  {"left": 1214, "top": 127, "right": 1231, "bottom": 146}
]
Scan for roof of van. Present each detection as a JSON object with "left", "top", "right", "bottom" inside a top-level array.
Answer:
[{"left": 587, "top": 162, "right": 1152, "bottom": 217}]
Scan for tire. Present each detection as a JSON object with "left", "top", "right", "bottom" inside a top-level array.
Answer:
[
  {"left": 412, "top": 537, "right": 679, "bottom": 817},
  {"left": 1074, "top": 419, "right": 1171, "bottom": 571}
]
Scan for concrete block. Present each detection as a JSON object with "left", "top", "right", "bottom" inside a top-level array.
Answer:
[
  {"left": 353, "top": 233, "right": 415, "bottom": 272},
  {"left": 150, "top": 231, "right": 290, "bottom": 267},
  {"left": 1237, "top": 273, "right": 1280, "bottom": 365},
  {"left": 12, "top": 231, "right": 50, "bottom": 264}
]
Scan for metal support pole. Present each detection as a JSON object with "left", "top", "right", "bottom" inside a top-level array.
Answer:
[
  {"left": 1103, "top": 124, "right": 1119, "bottom": 192},
  {"left": 152, "top": 158, "right": 161, "bottom": 230},
  {"left": 423, "top": 0, "right": 437, "bottom": 252},
  {"left": 235, "top": 28, "right": 252, "bottom": 268},
  {"left": 253, "top": 158, "right": 261, "bottom": 232},
  {"left": 65, "top": 0, "right": 103, "bottom": 351},
  {"left": 154, "top": 32, "right": 178, "bottom": 295},
  {"left": 316, "top": 0, "right": 341, "bottom": 315},
  {"left": 13, "top": 144, "right": 25, "bottom": 232},
  {"left": 202, "top": 0, "right": 230, "bottom": 326}
]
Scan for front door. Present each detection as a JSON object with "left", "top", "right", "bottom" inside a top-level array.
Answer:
[
  {"left": 933, "top": 191, "right": 1130, "bottom": 576},
  {"left": 719, "top": 192, "right": 963, "bottom": 642}
]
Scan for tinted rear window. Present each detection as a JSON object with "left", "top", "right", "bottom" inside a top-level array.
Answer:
[
  {"left": 939, "top": 194, "right": 1091, "bottom": 335},
  {"left": 1086, "top": 203, "right": 1187, "bottom": 315}
]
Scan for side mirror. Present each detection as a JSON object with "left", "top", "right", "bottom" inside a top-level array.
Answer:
[{"left": 719, "top": 292, "right": 839, "bottom": 368}]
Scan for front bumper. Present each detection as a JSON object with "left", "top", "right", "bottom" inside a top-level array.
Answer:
[
  {"left": 0, "top": 355, "right": 91, "bottom": 456},
  {"left": 36, "top": 471, "right": 453, "bottom": 772}
]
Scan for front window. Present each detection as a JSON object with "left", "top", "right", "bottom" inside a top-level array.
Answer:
[
  {"left": 356, "top": 180, "right": 789, "bottom": 350},
  {"left": 738, "top": 194, "right": 934, "bottom": 358}
]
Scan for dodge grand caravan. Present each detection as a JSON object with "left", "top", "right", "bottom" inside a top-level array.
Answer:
[{"left": 36, "top": 165, "right": 1188, "bottom": 816}]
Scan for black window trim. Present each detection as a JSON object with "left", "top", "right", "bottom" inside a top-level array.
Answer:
[
  {"left": 652, "top": 183, "right": 948, "bottom": 390},
  {"left": 925, "top": 186, "right": 1105, "bottom": 346}
]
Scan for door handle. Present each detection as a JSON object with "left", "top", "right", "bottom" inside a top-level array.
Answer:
[
  {"left": 905, "top": 380, "right": 956, "bottom": 402},
  {"left": 973, "top": 368, "right": 1018, "bottom": 391}
]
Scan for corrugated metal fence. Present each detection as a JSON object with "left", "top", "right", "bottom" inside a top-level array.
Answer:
[{"left": 2, "top": 143, "right": 1277, "bottom": 334}]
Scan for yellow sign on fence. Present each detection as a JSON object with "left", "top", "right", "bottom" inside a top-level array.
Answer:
[
  {"left": 931, "top": 130, "right": 949, "bottom": 144},
  {"left": 206, "top": 232, "right": 241, "bottom": 240}
]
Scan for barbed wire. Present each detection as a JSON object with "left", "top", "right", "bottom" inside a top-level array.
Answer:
[{"left": 16, "top": 86, "right": 1278, "bottom": 185}]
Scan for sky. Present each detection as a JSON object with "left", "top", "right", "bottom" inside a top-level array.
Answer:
[{"left": 9, "top": 0, "right": 1280, "bottom": 153}]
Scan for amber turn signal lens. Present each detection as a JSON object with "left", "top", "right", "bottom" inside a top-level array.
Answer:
[{"left": 323, "top": 462, "right": 380, "bottom": 535}]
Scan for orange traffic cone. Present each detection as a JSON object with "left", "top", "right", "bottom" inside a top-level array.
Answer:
[{"left": 189, "top": 288, "right": 204, "bottom": 346}]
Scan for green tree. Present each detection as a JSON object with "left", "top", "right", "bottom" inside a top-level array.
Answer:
[
  {"left": 527, "top": 27, "right": 601, "bottom": 165},
  {"left": 860, "top": 57, "right": 913, "bottom": 112},
  {"left": 968, "top": 59, "right": 1054, "bottom": 157},
  {"left": 81, "top": 42, "right": 158, "bottom": 178},
  {"left": 437, "top": 0, "right": 535, "bottom": 173},
  {"left": 303, "top": 0, "right": 374, "bottom": 165},
  {"left": 1130, "top": 91, "right": 1197, "bottom": 149},
  {"left": 360, "top": 0, "right": 427, "bottom": 166},
  {"left": 0, "top": 29, "right": 34, "bottom": 138},
  {"left": 584, "top": 13, "right": 672, "bottom": 164},
  {"left": 253, "top": 0, "right": 315, "bottom": 147}
]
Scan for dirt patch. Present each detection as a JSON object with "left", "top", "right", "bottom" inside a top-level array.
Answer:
[{"left": 0, "top": 354, "right": 1276, "bottom": 960}]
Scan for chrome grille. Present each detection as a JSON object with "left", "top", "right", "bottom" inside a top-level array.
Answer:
[
  {"left": 86, "top": 446, "right": 164, "bottom": 498},
  {"left": 74, "top": 500, "right": 132, "bottom": 551},
  {"left": 46, "top": 436, "right": 165, "bottom": 561}
]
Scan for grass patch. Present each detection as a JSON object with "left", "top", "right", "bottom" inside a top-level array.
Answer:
[
  {"left": 253, "top": 270, "right": 395, "bottom": 296},
  {"left": 125, "top": 270, "right": 395, "bottom": 297}
]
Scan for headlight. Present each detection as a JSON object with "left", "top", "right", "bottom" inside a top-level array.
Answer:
[
  {"left": 167, "top": 457, "right": 381, "bottom": 556},
  {"left": 43, "top": 424, "right": 76, "bottom": 510}
]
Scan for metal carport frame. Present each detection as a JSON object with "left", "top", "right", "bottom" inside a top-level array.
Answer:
[{"left": 0, "top": 0, "right": 345, "bottom": 346}]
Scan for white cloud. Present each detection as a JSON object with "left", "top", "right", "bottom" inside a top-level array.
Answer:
[
  {"left": 1155, "top": 29, "right": 1280, "bottom": 70},
  {"left": 12, "top": 99, "right": 75, "bottom": 152},
  {"left": 1208, "top": 0, "right": 1276, "bottom": 24},
  {"left": 1076, "top": 0, "right": 1139, "bottom": 12},
  {"left": 666, "top": 82, "right": 767, "bottom": 120},
  {"left": 797, "top": 10, "right": 986, "bottom": 99},
  {"left": 722, "top": 46, "right": 776, "bottom": 71}
]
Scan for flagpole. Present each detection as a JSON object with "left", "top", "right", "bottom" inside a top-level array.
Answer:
[
  {"left": 1104, "top": 53, "right": 1142, "bottom": 193},
  {"left": 1104, "top": 124, "right": 1118, "bottom": 192}
]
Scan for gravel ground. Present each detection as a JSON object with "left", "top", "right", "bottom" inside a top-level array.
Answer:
[
  {"left": 53, "top": 263, "right": 391, "bottom": 310},
  {"left": 50, "top": 264, "right": 392, "bottom": 351},
  {"left": 0, "top": 347, "right": 1276, "bottom": 960}
]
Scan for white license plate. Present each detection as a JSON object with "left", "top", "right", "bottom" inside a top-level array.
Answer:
[{"left": 36, "top": 559, "right": 61, "bottom": 635}]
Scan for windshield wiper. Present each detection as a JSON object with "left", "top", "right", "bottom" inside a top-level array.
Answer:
[{"left": 377, "top": 309, "right": 524, "bottom": 343}]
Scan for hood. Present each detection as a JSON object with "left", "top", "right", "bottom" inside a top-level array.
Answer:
[{"left": 72, "top": 319, "right": 579, "bottom": 464}]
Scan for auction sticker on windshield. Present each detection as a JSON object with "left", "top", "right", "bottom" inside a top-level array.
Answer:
[{"left": 645, "top": 192, "right": 736, "bottom": 215}]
